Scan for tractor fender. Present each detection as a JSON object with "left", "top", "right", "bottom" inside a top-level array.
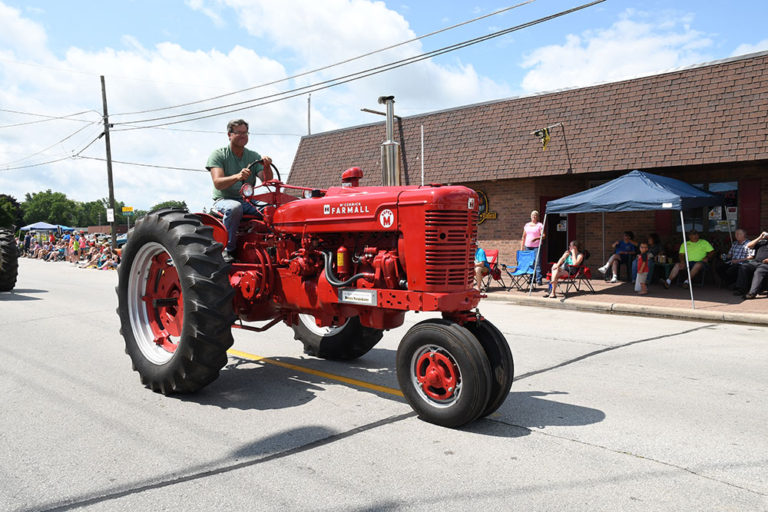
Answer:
[{"left": 195, "top": 213, "right": 228, "bottom": 249}]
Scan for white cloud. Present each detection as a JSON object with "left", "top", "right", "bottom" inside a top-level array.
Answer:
[
  {"left": 0, "top": 2, "right": 48, "bottom": 59},
  {"left": 185, "top": 0, "right": 226, "bottom": 27},
  {"left": 519, "top": 9, "right": 714, "bottom": 93},
  {"left": 731, "top": 38, "right": 768, "bottom": 57}
]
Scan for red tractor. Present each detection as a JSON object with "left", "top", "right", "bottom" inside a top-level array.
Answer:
[{"left": 116, "top": 166, "right": 513, "bottom": 427}]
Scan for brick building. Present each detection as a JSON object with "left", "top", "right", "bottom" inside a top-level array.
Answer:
[{"left": 288, "top": 51, "right": 768, "bottom": 267}]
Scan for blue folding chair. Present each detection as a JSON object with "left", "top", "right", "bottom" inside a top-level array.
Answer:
[{"left": 505, "top": 250, "right": 537, "bottom": 291}]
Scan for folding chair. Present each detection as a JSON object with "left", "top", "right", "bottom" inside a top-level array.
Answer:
[
  {"left": 545, "top": 252, "right": 595, "bottom": 298},
  {"left": 481, "top": 249, "right": 507, "bottom": 290},
  {"left": 505, "top": 250, "right": 536, "bottom": 291}
]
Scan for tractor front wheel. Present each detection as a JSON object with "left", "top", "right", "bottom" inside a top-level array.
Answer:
[
  {"left": 293, "top": 314, "right": 383, "bottom": 360},
  {"left": 116, "top": 209, "right": 235, "bottom": 394},
  {"left": 0, "top": 228, "right": 19, "bottom": 292},
  {"left": 396, "top": 319, "right": 492, "bottom": 428}
]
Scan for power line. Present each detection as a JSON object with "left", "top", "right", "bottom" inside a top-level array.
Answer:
[
  {"left": 113, "top": 0, "right": 604, "bottom": 131},
  {"left": 111, "top": 0, "right": 536, "bottom": 117},
  {"left": 76, "top": 156, "right": 206, "bottom": 172},
  {"left": 120, "top": 125, "right": 303, "bottom": 136},
  {"left": 0, "top": 109, "right": 99, "bottom": 128},
  {"left": 0, "top": 132, "right": 103, "bottom": 172},
  {"left": 0, "top": 121, "right": 103, "bottom": 167}
]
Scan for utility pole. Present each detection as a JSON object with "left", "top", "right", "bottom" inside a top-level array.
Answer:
[
  {"left": 307, "top": 93, "right": 311, "bottom": 135},
  {"left": 100, "top": 75, "right": 117, "bottom": 251}
]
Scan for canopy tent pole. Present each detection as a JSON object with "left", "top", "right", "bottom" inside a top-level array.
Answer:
[
  {"left": 602, "top": 212, "right": 606, "bottom": 266},
  {"left": 529, "top": 214, "right": 547, "bottom": 295},
  {"left": 680, "top": 210, "right": 696, "bottom": 309}
]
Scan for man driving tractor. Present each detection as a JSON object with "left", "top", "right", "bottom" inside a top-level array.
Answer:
[{"left": 206, "top": 118, "right": 273, "bottom": 263}]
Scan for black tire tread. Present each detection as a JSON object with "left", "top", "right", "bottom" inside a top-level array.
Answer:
[
  {"left": 293, "top": 315, "right": 383, "bottom": 361},
  {"left": 0, "top": 228, "right": 19, "bottom": 292},
  {"left": 466, "top": 319, "right": 514, "bottom": 418}
]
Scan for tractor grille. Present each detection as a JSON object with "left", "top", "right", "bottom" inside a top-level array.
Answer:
[{"left": 424, "top": 210, "right": 476, "bottom": 287}]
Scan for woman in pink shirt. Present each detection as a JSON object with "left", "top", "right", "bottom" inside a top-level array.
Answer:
[{"left": 521, "top": 210, "right": 545, "bottom": 285}]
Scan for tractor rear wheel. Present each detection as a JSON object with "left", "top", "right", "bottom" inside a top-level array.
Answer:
[
  {"left": 466, "top": 319, "right": 514, "bottom": 418},
  {"left": 293, "top": 314, "right": 383, "bottom": 360},
  {"left": 396, "top": 319, "right": 492, "bottom": 428},
  {"left": 0, "top": 228, "right": 19, "bottom": 292},
  {"left": 116, "top": 209, "right": 235, "bottom": 394}
]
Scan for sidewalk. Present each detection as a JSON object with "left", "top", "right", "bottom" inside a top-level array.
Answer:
[{"left": 483, "top": 277, "right": 768, "bottom": 326}]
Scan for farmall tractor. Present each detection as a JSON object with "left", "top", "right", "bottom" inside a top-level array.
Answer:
[{"left": 116, "top": 164, "right": 514, "bottom": 428}]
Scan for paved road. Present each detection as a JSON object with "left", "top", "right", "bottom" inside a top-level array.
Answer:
[{"left": 2, "top": 258, "right": 767, "bottom": 511}]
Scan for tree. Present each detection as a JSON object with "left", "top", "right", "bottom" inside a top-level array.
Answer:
[
  {"left": 0, "top": 194, "right": 23, "bottom": 229},
  {"left": 22, "top": 190, "right": 79, "bottom": 226},
  {"left": 149, "top": 200, "right": 188, "bottom": 212},
  {"left": 79, "top": 200, "right": 108, "bottom": 226}
]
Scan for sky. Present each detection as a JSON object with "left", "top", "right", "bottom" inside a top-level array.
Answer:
[{"left": 1, "top": 0, "right": 767, "bottom": 215}]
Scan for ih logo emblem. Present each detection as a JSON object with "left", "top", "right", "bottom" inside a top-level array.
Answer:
[
  {"left": 468, "top": 197, "right": 475, "bottom": 209},
  {"left": 323, "top": 204, "right": 330, "bottom": 214},
  {"left": 379, "top": 209, "right": 395, "bottom": 228}
]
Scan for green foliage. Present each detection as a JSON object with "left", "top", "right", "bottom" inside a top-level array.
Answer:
[
  {"left": 0, "top": 194, "right": 22, "bottom": 229},
  {"left": 150, "top": 200, "right": 188, "bottom": 212},
  {"left": 16, "top": 190, "right": 166, "bottom": 228},
  {"left": 22, "top": 190, "right": 79, "bottom": 226}
]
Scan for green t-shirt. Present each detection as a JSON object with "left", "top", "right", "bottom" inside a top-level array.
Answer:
[
  {"left": 206, "top": 146, "right": 263, "bottom": 200},
  {"left": 679, "top": 238, "right": 714, "bottom": 261}
]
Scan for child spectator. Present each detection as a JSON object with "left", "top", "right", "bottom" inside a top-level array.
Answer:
[{"left": 635, "top": 242, "right": 650, "bottom": 295}]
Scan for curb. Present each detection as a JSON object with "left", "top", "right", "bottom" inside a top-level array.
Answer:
[{"left": 482, "top": 292, "right": 768, "bottom": 327}]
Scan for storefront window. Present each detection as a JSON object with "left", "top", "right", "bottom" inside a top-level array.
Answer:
[{"left": 679, "top": 182, "right": 738, "bottom": 234}]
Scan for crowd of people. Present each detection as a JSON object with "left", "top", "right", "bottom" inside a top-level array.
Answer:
[
  {"left": 15, "top": 231, "right": 121, "bottom": 271},
  {"left": 585, "top": 227, "right": 767, "bottom": 298},
  {"left": 474, "top": 212, "right": 768, "bottom": 301}
]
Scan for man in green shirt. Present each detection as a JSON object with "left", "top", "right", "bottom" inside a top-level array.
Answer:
[
  {"left": 661, "top": 230, "right": 714, "bottom": 288},
  {"left": 206, "top": 119, "right": 273, "bottom": 263}
]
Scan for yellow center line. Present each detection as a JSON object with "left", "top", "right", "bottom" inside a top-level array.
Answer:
[{"left": 227, "top": 348, "right": 404, "bottom": 397}]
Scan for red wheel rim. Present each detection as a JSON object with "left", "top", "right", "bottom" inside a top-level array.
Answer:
[
  {"left": 141, "top": 251, "right": 183, "bottom": 354},
  {"left": 413, "top": 347, "right": 460, "bottom": 403}
]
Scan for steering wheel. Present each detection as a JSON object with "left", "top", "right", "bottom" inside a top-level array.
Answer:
[
  {"left": 246, "top": 159, "right": 281, "bottom": 182},
  {"left": 240, "top": 160, "right": 283, "bottom": 210}
]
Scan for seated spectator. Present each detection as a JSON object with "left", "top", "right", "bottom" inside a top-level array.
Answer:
[
  {"left": 99, "top": 250, "right": 119, "bottom": 270},
  {"left": 546, "top": 240, "right": 584, "bottom": 299},
  {"left": 661, "top": 230, "right": 714, "bottom": 289},
  {"left": 474, "top": 246, "right": 490, "bottom": 291},
  {"left": 632, "top": 233, "right": 663, "bottom": 284},
  {"left": 734, "top": 231, "right": 768, "bottom": 299},
  {"left": 598, "top": 231, "right": 637, "bottom": 283},
  {"left": 716, "top": 228, "right": 754, "bottom": 289}
]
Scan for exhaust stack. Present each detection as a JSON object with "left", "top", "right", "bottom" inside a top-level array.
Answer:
[{"left": 378, "top": 95, "right": 401, "bottom": 186}]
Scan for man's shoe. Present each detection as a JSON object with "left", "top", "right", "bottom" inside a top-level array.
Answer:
[
  {"left": 222, "top": 250, "right": 234, "bottom": 264},
  {"left": 744, "top": 293, "right": 756, "bottom": 300},
  {"left": 661, "top": 279, "right": 670, "bottom": 289},
  {"left": 598, "top": 265, "right": 608, "bottom": 275},
  {"left": 609, "top": 276, "right": 618, "bottom": 283}
]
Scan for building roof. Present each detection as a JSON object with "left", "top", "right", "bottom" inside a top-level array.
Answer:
[{"left": 289, "top": 51, "right": 768, "bottom": 188}]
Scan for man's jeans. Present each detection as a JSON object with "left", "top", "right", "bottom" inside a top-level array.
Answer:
[{"left": 213, "top": 198, "right": 261, "bottom": 252}]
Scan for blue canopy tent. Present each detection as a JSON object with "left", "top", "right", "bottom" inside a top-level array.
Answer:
[
  {"left": 20, "top": 222, "right": 75, "bottom": 232},
  {"left": 533, "top": 170, "right": 725, "bottom": 308},
  {"left": 20, "top": 222, "right": 59, "bottom": 231}
]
